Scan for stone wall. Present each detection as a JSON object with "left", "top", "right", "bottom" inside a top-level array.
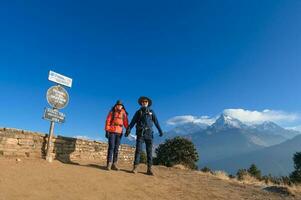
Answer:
[{"left": 0, "top": 128, "right": 135, "bottom": 163}]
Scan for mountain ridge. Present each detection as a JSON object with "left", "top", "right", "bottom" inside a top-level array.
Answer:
[{"left": 162, "top": 114, "right": 301, "bottom": 175}]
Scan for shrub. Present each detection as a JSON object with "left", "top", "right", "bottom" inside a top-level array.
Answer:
[
  {"left": 248, "top": 164, "right": 261, "bottom": 180},
  {"left": 262, "top": 175, "right": 292, "bottom": 186},
  {"left": 229, "top": 174, "right": 236, "bottom": 179},
  {"left": 261, "top": 174, "right": 274, "bottom": 184},
  {"left": 236, "top": 169, "right": 248, "bottom": 181},
  {"left": 201, "top": 166, "right": 212, "bottom": 173},
  {"left": 155, "top": 136, "right": 199, "bottom": 169},
  {"left": 290, "top": 152, "right": 301, "bottom": 184}
]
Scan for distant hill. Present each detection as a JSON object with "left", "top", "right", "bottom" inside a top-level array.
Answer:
[
  {"left": 204, "top": 134, "right": 301, "bottom": 176},
  {"left": 123, "top": 113, "right": 301, "bottom": 176},
  {"left": 152, "top": 114, "right": 300, "bottom": 176}
]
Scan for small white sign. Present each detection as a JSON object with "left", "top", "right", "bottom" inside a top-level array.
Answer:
[{"left": 48, "top": 70, "right": 73, "bottom": 88}]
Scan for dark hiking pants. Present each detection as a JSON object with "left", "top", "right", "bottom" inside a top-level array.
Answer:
[
  {"left": 107, "top": 132, "right": 121, "bottom": 163},
  {"left": 134, "top": 136, "right": 153, "bottom": 167}
]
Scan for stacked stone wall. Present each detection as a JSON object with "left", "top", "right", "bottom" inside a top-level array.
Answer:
[{"left": 0, "top": 128, "right": 135, "bottom": 163}]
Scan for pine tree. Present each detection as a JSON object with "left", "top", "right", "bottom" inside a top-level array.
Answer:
[
  {"left": 290, "top": 152, "right": 301, "bottom": 183},
  {"left": 248, "top": 164, "right": 261, "bottom": 180}
]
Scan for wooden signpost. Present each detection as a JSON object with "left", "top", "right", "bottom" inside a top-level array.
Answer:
[{"left": 43, "top": 71, "right": 72, "bottom": 162}]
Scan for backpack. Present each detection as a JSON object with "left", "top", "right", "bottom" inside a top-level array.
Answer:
[
  {"left": 136, "top": 108, "right": 154, "bottom": 125},
  {"left": 110, "top": 106, "right": 128, "bottom": 125}
]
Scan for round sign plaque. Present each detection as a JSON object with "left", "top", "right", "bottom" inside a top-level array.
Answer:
[{"left": 46, "top": 85, "right": 69, "bottom": 109}]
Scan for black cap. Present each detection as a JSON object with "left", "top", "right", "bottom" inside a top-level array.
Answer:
[{"left": 115, "top": 100, "right": 123, "bottom": 105}]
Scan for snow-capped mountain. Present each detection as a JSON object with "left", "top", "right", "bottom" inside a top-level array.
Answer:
[
  {"left": 210, "top": 114, "right": 246, "bottom": 130},
  {"left": 252, "top": 121, "right": 281, "bottom": 131},
  {"left": 192, "top": 114, "right": 300, "bottom": 148},
  {"left": 212, "top": 114, "right": 244, "bottom": 129},
  {"left": 166, "top": 114, "right": 300, "bottom": 141},
  {"left": 125, "top": 112, "right": 301, "bottom": 176},
  {"left": 156, "top": 114, "right": 300, "bottom": 147},
  {"left": 165, "top": 114, "right": 245, "bottom": 137},
  {"left": 250, "top": 121, "right": 299, "bottom": 139},
  {"left": 162, "top": 113, "right": 301, "bottom": 175},
  {"left": 152, "top": 121, "right": 210, "bottom": 145}
]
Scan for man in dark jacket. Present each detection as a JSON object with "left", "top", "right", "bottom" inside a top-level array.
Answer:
[{"left": 125, "top": 96, "right": 163, "bottom": 175}]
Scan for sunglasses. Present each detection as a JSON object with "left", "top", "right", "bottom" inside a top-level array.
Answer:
[{"left": 142, "top": 100, "right": 148, "bottom": 103}]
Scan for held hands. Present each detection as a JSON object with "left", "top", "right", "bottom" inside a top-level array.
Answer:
[{"left": 125, "top": 128, "right": 163, "bottom": 137}]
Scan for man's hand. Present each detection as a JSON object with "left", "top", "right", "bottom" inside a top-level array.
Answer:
[
  {"left": 125, "top": 128, "right": 130, "bottom": 137},
  {"left": 105, "top": 131, "right": 109, "bottom": 139},
  {"left": 159, "top": 131, "right": 164, "bottom": 137}
]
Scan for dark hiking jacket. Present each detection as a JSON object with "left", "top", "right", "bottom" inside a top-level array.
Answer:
[{"left": 128, "top": 107, "right": 162, "bottom": 139}]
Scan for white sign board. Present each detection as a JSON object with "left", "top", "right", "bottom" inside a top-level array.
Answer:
[{"left": 48, "top": 70, "right": 73, "bottom": 88}]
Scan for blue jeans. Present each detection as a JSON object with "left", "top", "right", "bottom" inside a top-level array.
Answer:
[
  {"left": 107, "top": 132, "right": 121, "bottom": 163},
  {"left": 134, "top": 136, "right": 153, "bottom": 167}
]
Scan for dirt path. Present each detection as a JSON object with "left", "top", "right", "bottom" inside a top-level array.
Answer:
[{"left": 0, "top": 158, "right": 298, "bottom": 200}]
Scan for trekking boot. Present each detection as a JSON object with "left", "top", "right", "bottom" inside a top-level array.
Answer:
[
  {"left": 111, "top": 163, "right": 119, "bottom": 171},
  {"left": 147, "top": 166, "right": 154, "bottom": 176},
  {"left": 106, "top": 162, "right": 112, "bottom": 171},
  {"left": 132, "top": 165, "right": 138, "bottom": 174}
]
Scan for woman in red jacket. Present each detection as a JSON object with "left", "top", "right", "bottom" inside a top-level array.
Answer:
[{"left": 105, "top": 100, "right": 129, "bottom": 170}]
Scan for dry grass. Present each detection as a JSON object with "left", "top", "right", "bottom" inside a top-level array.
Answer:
[
  {"left": 206, "top": 169, "right": 301, "bottom": 197},
  {"left": 172, "top": 164, "right": 189, "bottom": 170},
  {"left": 274, "top": 184, "right": 301, "bottom": 197},
  {"left": 212, "top": 170, "right": 230, "bottom": 181},
  {"left": 238, "top": 174, "right": 266, "bottom": 186}
]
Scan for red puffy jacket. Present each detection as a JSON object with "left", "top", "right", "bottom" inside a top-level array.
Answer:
[{"left": 105, "top": 108, "right": 129, "bottom": 134}]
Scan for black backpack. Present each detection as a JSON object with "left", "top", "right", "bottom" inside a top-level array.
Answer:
[{"left": 136, "top": 108, "right": 154, "bottom": 124}]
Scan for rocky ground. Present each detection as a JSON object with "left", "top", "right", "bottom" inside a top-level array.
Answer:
[{"left": 0, "top": 158, "right": 299, "bottom": 200}]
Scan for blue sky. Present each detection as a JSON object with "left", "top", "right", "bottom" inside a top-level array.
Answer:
[{"left": 0, "top": 0, "right": 301, "bottom": 140}]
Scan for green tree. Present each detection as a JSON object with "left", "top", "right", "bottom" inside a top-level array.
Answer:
[
  {"left": 236, "top": 168, "right": 248, "bottom": 180},
  {"left": 248, "top": 164, "right": 261, "bottom": 180},
  {"left": 155, "top": 136, "right": 199, "bottom": 169},
  {"left": 290, "top": 152, "right": 301, "bottom": 183}
]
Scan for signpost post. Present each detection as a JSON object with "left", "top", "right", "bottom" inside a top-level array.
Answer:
[
  {"left": 46, "top": 120, "right": 55, "bottom": 162},
  {"left": 43, "top": 71, "right": 72, "bottom": 162}
]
